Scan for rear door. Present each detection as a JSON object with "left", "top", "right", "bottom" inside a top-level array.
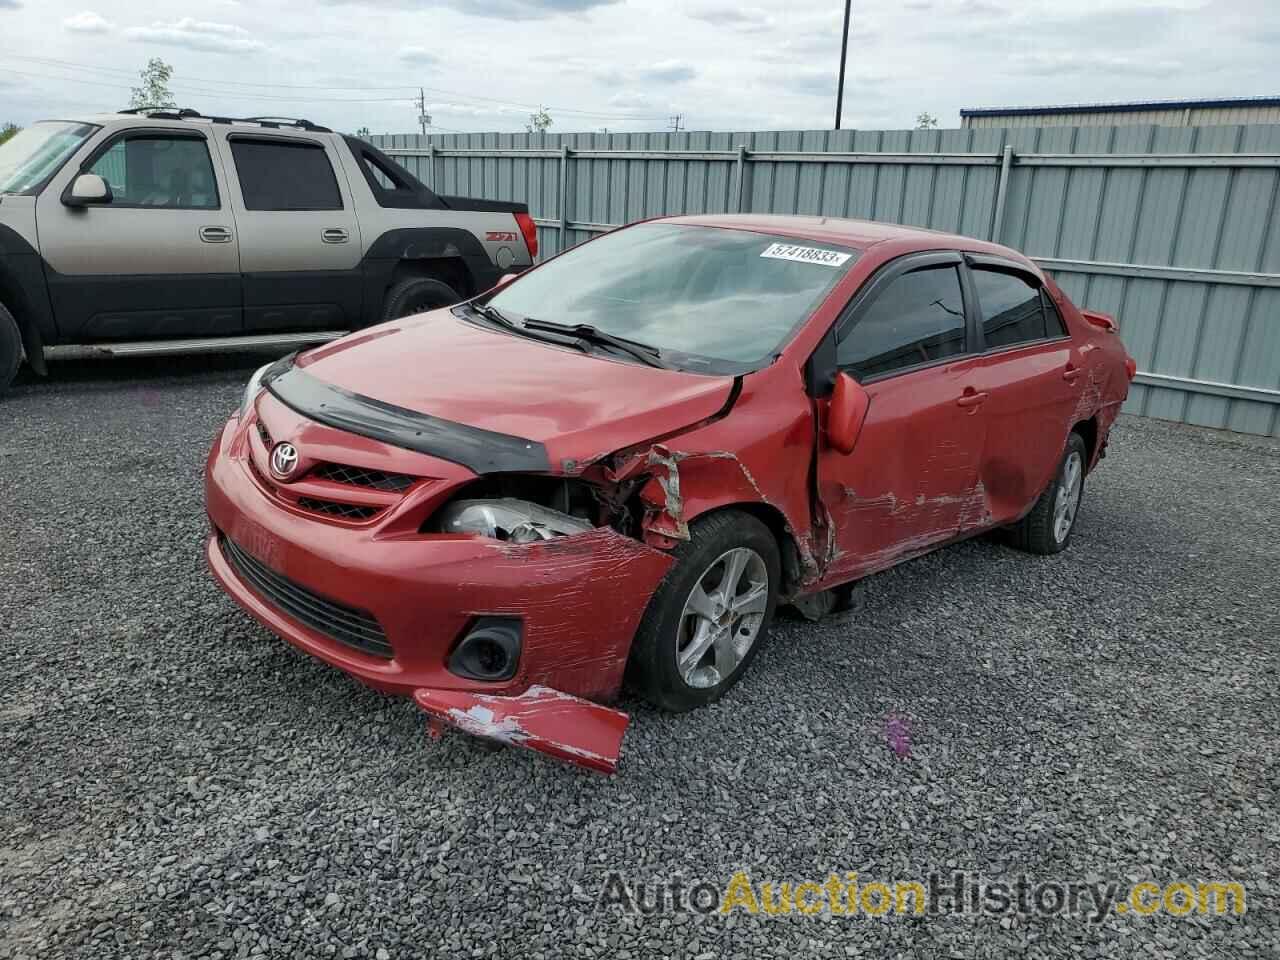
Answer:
[
  {"left": 212, "top": 131, "right": 362, "bottom": 332},
  {"left": 817, "top": 252, "right": 988, "bottom": 582},
  {"left": 35, "top": 126, "right": 241, "bottom": 340},
  {"left": 962, "top": 257, "right": 1082, "bottom": 524}
]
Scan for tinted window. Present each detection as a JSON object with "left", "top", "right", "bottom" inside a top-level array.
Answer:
[
  {"left": 1042, "top": 290, "right": 1068, "bottom": 338},
  {"left": 488, "top": 223, "right": 857, "bottom": 370},
  {"left": 88, "top": 135, "right": 218, "bottom": 209},
  {"left": 838, "top": 265, "right": 967, "bottom": 379},
  {"left": 229, "top": 139, "right": 341, "bottom": 211},
  {"left": 973, "top": 268, "right": 1046, "bottom": 348}
]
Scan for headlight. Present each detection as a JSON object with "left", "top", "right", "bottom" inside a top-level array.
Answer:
[
  {"left": 238, "top": 361, "right": 275, "bottom": 419},
  {"left": 434, "top": 498, "right": 594, "bottom": 543}
]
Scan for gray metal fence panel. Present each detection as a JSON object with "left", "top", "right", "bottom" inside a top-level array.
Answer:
[{"left": 373, "top": 124, "right": 1280, "bottom": 437}]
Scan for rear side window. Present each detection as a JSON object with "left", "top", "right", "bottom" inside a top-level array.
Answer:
[
  {"left": 88, "top": 134, "right": 219, "bottom": 209},
  {"left": 229, "top": 139, "right": 342, "bottom": 211},
  {"left": 838, "top": 265, "right": 967, "bottom": 379},
  {"left": 972, "top": 268, "right": 1052, "bottom": 348},
  {"left": 1042, "top": 290, "right": 1068, "bottom": 338}
]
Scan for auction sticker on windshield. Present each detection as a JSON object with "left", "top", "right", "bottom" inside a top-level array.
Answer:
[{"left": 760, "top": 242, "right": 852, "bottom": 267}]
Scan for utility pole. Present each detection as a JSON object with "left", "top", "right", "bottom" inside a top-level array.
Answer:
[
  {"left": 835, "top": 0, "right": 852, "bottom": 129},
  {"left": 669, "top": 114, "right": 684, "bottom": 132},
  {"left": 416, "top": 87, "right": 431, "bottom": 136}
]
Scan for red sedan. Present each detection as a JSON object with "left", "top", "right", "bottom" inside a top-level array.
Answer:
[{"left": 205, "top": 215, "right": 1135, "bottom": 772}]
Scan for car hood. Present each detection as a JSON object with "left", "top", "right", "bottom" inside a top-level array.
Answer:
[{"left": 291, "top": 311, "right": 734, "bottom": 472}]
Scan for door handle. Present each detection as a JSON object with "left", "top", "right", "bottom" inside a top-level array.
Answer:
[
  {"left": 321, "top": 228, "right": 350, "bottom": 244},
  {"left": 956, "top": 389, "right": 989, "bottom": 409},
  {"left": 199, "top": 226, "right": 233, "bottom": 244},
  {"left": 1063, "top": 364, "right": 1083, "bottom": 383}
]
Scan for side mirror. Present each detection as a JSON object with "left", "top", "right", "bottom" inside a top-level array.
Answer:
[
  {"left": 826, "top": 372, "right": 870, "bottom": 455},
  {"left": 63, "top": 173, "right": 113, "bottom": 208},
  {"left": 496, "top": 272, "right": 519, "bottom": 288}
]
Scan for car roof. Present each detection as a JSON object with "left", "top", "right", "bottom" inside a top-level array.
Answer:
[
  {"left": 656, "top": 213, "right": 1031, "bottom": 263},
  {"left": 64, "top": 113, "right": 334, "bottom": 135}
]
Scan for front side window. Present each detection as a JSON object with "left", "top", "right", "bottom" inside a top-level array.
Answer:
[
  {"left": 972, "top": 268, "right": 1048, "bottom": 348},
  {"left": 87, "top": 135, "right": 219, "bottom": 209},
  {"left": 838, "top": 265, "right": 967, "bottom": 380},
  {"left": 487, "top": 223, "right": 857, "bottom": 371},
  {"left": 229, "top": 139, "right": 342, "bottom": 211},
  {"left": 0, "top": 121, "right": 97, "bottom": 196}
]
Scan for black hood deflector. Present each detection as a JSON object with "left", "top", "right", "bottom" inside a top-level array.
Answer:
[{"left": 264, "top": 356, "right": 551, "bottom": 475}]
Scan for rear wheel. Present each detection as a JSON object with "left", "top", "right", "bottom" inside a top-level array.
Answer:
[
  {"left": 628, "top": 510, "right": 780, "bottom": 712},
  {"left": 1007, "top": 431, "right": 1088, "bottom": 555},
  {"left": 0, "top": 303, "right": 21, "bottom": 396},
  {"left": 381, "top": 276, "right": 462, "bottom": 322}
]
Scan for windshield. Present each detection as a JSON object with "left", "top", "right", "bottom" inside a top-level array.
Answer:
[
  {"left": 0, "top": 121, "right": 98, "bottom": 196},
  {"left": 487, "top": 223, "right": 858, "bottom": 372}
]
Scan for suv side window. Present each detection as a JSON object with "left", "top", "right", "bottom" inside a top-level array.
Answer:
[
  {"left": 87, "top": 134, "right": 219, "bottom": 209},
  {"left": 838, "top": 265, "right": 967, "bottom": 380},
  {"left": 229, "top": 139, "right": 342, "bottom": 211},
  {"left": 971, "top": 267, "right": 1051, "bottom": 349}
]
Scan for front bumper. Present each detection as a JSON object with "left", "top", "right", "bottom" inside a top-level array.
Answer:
[{"left": 204, "top": 414, "right": 673, "bottom": 769}]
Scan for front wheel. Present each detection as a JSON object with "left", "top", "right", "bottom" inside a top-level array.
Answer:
[
  {"left": 1007, "top": 431, "right": 1088, "bottom": 555},
  {"left": 0, "top": 303, "right": 22, "bottom": 396},
  {"left": 628, "top": 510, "right": 780, "bottom": 712}
]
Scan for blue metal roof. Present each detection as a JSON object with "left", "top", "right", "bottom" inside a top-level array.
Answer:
[{"left": 960, "top": 96, "right": 1280, "bottom": 118}]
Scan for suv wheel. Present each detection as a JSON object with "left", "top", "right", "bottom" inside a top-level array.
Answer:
[
  {"left": 381, "top": 277, "right": 462, "bottom": 322},
  {"left": 628, "top": 510, "right": 780, "bottom": 712},
  {"left": 0, "top": 304, "right": 22, "bottom": 396}
]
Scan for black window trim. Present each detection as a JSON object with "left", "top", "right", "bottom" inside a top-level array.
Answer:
[
  {"left": 343, "top": 136, "right": 448, "bottom": 211},
  {"left": 831, "top": 249, "right": 978, "bottom": 386},
  {"left": 226, "top": 132, "right": 345, "bottom": 212},
  {"left": 963, "top": 254, "right": 1073, "bottom": 356},
  {"left": 69, "top": 126, "right": 222, "bottom": 211}
]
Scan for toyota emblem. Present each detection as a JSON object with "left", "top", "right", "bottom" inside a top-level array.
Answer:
[{"left": 270, "top": 442, "right": 300, "bottom": 479}]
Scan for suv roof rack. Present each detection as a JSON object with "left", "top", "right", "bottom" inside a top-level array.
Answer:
[{"left": 115, "top": 107, "right": 332, "bottom": 134}]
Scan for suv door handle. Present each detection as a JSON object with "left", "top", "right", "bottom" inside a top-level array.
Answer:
[
  {"left": 199, "top": 226, "right": 233, "bottom": 244},
  {"left": 956, "top": 388, "right": 989, "bottom": 409},
  {"left": 1063, "top": 364, "right": 1083, "bottom": 383},
  {"left": 321, "top": 228, "right": 349, "bottom": 244}
]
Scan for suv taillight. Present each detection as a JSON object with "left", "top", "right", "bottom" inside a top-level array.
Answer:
[{"left": 514, "top": 211, "right": 538, "bottom": 260}]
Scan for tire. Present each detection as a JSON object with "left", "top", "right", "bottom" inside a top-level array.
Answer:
[
  {"left": 628, "top": 510, "right": 781, "bottom": 712},
  {"left": 0, "top": 303, "right": 21, "bottom": 397},
  {"left": 380, "top": 277, "right": 462, "bottom": 322},
  {"left": 1006, "top": 431, "right": 1088, "bottom": 555}
]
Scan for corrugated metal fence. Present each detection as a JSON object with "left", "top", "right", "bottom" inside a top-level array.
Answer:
[{"left": 372, "top": 126, "right": 1280, "bottom": 437}]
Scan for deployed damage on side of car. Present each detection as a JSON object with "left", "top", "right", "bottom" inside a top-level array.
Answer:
[{"left": 205, "top": 215, "right": 1135, "bottom": 773}]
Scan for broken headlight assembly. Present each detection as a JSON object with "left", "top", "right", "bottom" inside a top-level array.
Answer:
[{"left": 433, "top": 498, "right": 596, "bottom": 543}]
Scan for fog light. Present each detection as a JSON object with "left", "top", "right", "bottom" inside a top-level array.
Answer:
[{"left": 447, "top": 618, "right": 522, "bottom": 681}]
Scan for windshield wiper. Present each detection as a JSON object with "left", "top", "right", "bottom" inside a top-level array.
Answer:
[
  {"left": 464, "top": 300, "right": 519, "bottom": 330},
  {"left": 521, "top": 319, "right": 671, "bottom": 369}
]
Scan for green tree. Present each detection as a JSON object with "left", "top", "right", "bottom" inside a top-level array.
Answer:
[
  {"left": 916, "top": 111, "right": 939, "bottom": 129},
  {"left": 0, "top": 123, "right": 20, "bottom": 147},
  {"left": 129, "top": 58, "right": 177, "bottom": 110},
  {"left": 525, "top": 106, "right": 552, "bottom": 134}
]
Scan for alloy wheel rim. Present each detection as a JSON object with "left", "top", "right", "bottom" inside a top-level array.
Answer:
[
  {"left": 676, "top": 547, "right": 769, "bottom": 689},
  {"left": 1053, "top": 451, "right": 1084, "bottom": 543}
]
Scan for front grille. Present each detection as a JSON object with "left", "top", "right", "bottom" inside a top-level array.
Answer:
[
  {"left": 296, "top": 498, "right": 380, "bottom": 521},
  {"left": 220, "top": 535, "right": 393, "bottom": 658},
  {"left": 311, "top": 462, "right": 415, "bottom": 493}
]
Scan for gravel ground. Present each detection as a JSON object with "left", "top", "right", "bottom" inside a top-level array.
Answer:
[{"left": 1, "top": 354, "right": 1278, "bottom": 960}]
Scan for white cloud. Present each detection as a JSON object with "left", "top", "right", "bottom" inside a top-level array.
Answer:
[
  {"left": 124, "top": 17, "right": 264, "bottom": 53},
  {"left": 635, "top": 60, "right": 697, "bottom": 84},
  {"left": 62, "top": 10, "right": 113, "bottom": 33},
  {"left": 397, "top": 46, "right": 439, "bottom": 66},
  {"left": 0, "top": 0, "right": 22, "bottom": 9}
]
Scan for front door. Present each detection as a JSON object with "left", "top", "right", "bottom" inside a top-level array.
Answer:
[
  {"left": 212, "top": 132, "right": 362, "bottom": 332},
  {"left": 816, "top": 254, "right": 988, "bottom": 584},
  {"left": 36, "top": 127, "right": 241, "bottom": 340}
]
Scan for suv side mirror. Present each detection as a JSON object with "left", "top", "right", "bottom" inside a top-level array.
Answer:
[
  {"left": 826, "top": 371, "right": 870, "bottom": 455},
  {"left": 63, "top": 173, "right": 113, "bottom": 208}
]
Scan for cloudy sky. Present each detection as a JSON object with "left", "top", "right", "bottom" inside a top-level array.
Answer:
[{"left": 0, "top": 0, "right": 1276, "bottom": 134}]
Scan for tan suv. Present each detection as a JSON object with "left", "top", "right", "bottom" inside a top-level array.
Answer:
[{"left": 0, "top": 108, "right": 537, "bottom": 393}]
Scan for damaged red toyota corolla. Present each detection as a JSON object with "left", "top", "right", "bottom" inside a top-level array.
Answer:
[{"left": 204, "top": 215, "right": 1136, "bottom": 772}]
